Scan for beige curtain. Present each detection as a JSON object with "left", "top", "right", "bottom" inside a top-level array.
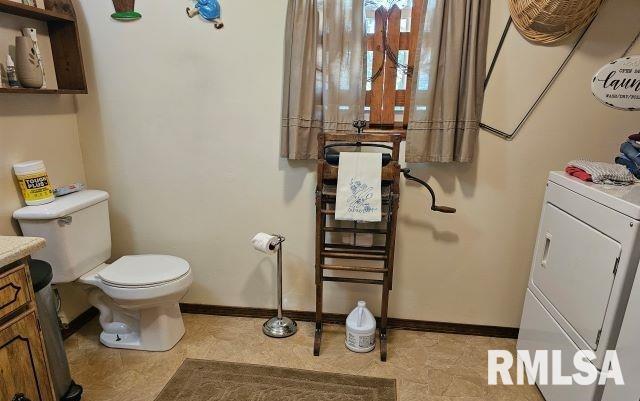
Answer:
[
  {"left": 281, "top": 0, "right": 366, "bottom": 160},
  {"left": 406, "top": 0, "right": 491, "bottom": 163}
]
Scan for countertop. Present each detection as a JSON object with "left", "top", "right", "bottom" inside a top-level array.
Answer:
[{"left": 0, "top": 236, "right": 45, "bottom": 267}]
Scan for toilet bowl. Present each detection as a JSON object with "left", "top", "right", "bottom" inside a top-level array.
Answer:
[
  {"left": 79, "top": 255, "right": 193, "bottom": 351},
  {"left": 13, "top": 190, "right": 194, "bottom": 352}
]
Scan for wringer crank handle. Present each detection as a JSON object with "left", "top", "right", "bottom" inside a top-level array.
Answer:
[{"left": 401, "top": 169, "right": 457, "bottom": 214}]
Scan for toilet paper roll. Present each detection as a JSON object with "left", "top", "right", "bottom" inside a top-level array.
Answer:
[{"left": 251, "top": 233, "right": 281, "bottom": 254}]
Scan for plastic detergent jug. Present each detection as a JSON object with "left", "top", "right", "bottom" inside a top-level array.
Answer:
[{"left": 345, "top": 301, "right": 376, "bottom": 353}]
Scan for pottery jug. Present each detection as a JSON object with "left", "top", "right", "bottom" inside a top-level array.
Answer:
[{"left": 15, "top": 36, "right": 43, "bottom": 89}]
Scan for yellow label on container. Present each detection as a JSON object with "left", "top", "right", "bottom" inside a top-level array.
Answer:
[{"left": 17, "top": 171, "right": 54, "bottom": 203}]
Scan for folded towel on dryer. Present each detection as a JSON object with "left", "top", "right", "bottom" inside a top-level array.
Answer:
[
  {"left": 565, "top": 166, "right": 592, "bottom": 181},
  {"left": 566, "top": 160, "right": 636, "bottom": 185}
]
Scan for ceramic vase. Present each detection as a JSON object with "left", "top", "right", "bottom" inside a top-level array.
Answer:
[{"left": 15, "top": 36, "right": 43, "bottom": 89}]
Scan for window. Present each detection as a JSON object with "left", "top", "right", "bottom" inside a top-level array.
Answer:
[{"left": 364, "top": 0, "right": 425, "bottom": 127}]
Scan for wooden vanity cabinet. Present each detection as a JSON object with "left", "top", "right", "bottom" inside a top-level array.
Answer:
[{"left": 0, "top": 259, "right": 54, "bottom": 401}]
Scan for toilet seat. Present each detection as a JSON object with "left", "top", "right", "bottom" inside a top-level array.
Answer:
[{"left": 98, "top": 255, "right": 190, "bottom": 288}]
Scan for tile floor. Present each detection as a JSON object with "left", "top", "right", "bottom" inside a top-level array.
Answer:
[{"left": 64, "top": 314, "right": 544, "bottom": 401}]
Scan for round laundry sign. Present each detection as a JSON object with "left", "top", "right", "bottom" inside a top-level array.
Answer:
[{"left": 591, "top": 56, "right": 640, "bottom": 111}]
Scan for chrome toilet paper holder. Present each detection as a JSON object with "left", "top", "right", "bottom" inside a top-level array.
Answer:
[{"left": 262, "top": 234, "right": 298, "bottom": 338}]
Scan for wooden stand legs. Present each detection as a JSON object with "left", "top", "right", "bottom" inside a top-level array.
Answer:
[
  {"left": 379, "top": 276, "right": 390, "bottom": 362},
  {"left": 313, "top": 276, "right": 390, "bottom": 361},
  {"left": 313, "top": 192, "right": 396, "bottom": 361},
  {"left": 313, "top": 280, "right": 323, "bottom": 356}
]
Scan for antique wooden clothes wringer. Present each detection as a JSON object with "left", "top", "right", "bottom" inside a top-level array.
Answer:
[{"left": 314, "top": 125, "right": 456, "bottom": 361}]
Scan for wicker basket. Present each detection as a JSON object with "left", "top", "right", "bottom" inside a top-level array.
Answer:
[{"left": 508, "top": 0, "right": 604, "bottom": 45}]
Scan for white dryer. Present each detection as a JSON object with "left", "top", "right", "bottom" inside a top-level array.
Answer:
[
  {"left": 518, "top": 171, "right": 640, "bottom": 401},
  {"left": 601, "top": 257, "right": 640, "bottom": 401}
]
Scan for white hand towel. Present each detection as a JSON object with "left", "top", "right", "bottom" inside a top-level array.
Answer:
[
  {"left": 567, "top": 159, "right": 637, "bottom": 185},
  {"left": 335, "top": 152, "right": 382, "bottom": 222}
]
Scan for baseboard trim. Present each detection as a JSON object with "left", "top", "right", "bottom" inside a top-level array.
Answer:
[
  {"left": 61, "top": 304, "right": 519, "bottom": 340},
  {"left": 61, "top": 307, "right": 99, "bottom": 340},
  {"left": 180, "top": 303, "right": 519, "bottom": 339}
]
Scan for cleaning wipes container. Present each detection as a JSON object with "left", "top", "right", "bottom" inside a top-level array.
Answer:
[
  {"left": 345, "top": 300, "right": 376, "bottom": 353},
  {"left": 13, "top": 160, "right": 55, "bottom": 205}
]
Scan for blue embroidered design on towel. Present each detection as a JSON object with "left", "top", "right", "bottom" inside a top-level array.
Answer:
[{"left": 347, "top": 178, "right": 378, "bottom": 214}]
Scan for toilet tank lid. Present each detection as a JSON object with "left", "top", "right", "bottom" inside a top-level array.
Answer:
[{"left": 13, "top": 190, "right": 109, "bottom": 220}]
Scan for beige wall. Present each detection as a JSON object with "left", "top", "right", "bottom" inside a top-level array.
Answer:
[
  {"left": 0, "top": 10, "right": 90, "bottom": 321},
  {"left": 0, "top": 11, "right": 78, "bottom": 235},
  {"left": 0, "top": 95, "right": 85, "bottom": 234},
  {"left": 71, "top": 0, "right": 640, "bottom": 328},
  {"left": 0, "top": 96, "right": 89, "bottom": 324}
]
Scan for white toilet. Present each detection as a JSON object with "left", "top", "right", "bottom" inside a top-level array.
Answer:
[{"left": 13, "top": 190, "right": 193, "bottom": 351}]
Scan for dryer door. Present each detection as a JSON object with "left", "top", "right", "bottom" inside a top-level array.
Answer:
[{"left": 531, "top": 203, "right": 621, "bottom": 350}]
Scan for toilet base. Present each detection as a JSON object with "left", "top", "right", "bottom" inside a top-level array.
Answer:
[
  {"left": 87, "top": 286, "right": 187, "bottom": 351},
  {"left": 100, "top": 331, "right": 143, "bottom": 350},
  {"left": 99, "top": 310, "right": 186, "bottom": 352}
]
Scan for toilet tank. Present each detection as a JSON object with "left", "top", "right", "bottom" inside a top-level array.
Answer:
[{"left": 13, "top": 190, "right": 112, "bottom": 284}]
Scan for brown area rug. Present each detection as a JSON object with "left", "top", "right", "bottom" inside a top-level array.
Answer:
[{"left": 155, "top": 359, "right": 396, "bottom": 401}]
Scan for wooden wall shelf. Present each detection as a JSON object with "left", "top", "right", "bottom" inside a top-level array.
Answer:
[
  {"left": 0, "top": 87, "right": 84, "bottom": 94},
  {"left": 0, "top": 0, "right": 73, "bottom": 22},
  {"left": 0, "top": 0, "right": 87, "bottom": 94},
  {"left": 0, "top": 87, "right": 58, "bottom": 93}
]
